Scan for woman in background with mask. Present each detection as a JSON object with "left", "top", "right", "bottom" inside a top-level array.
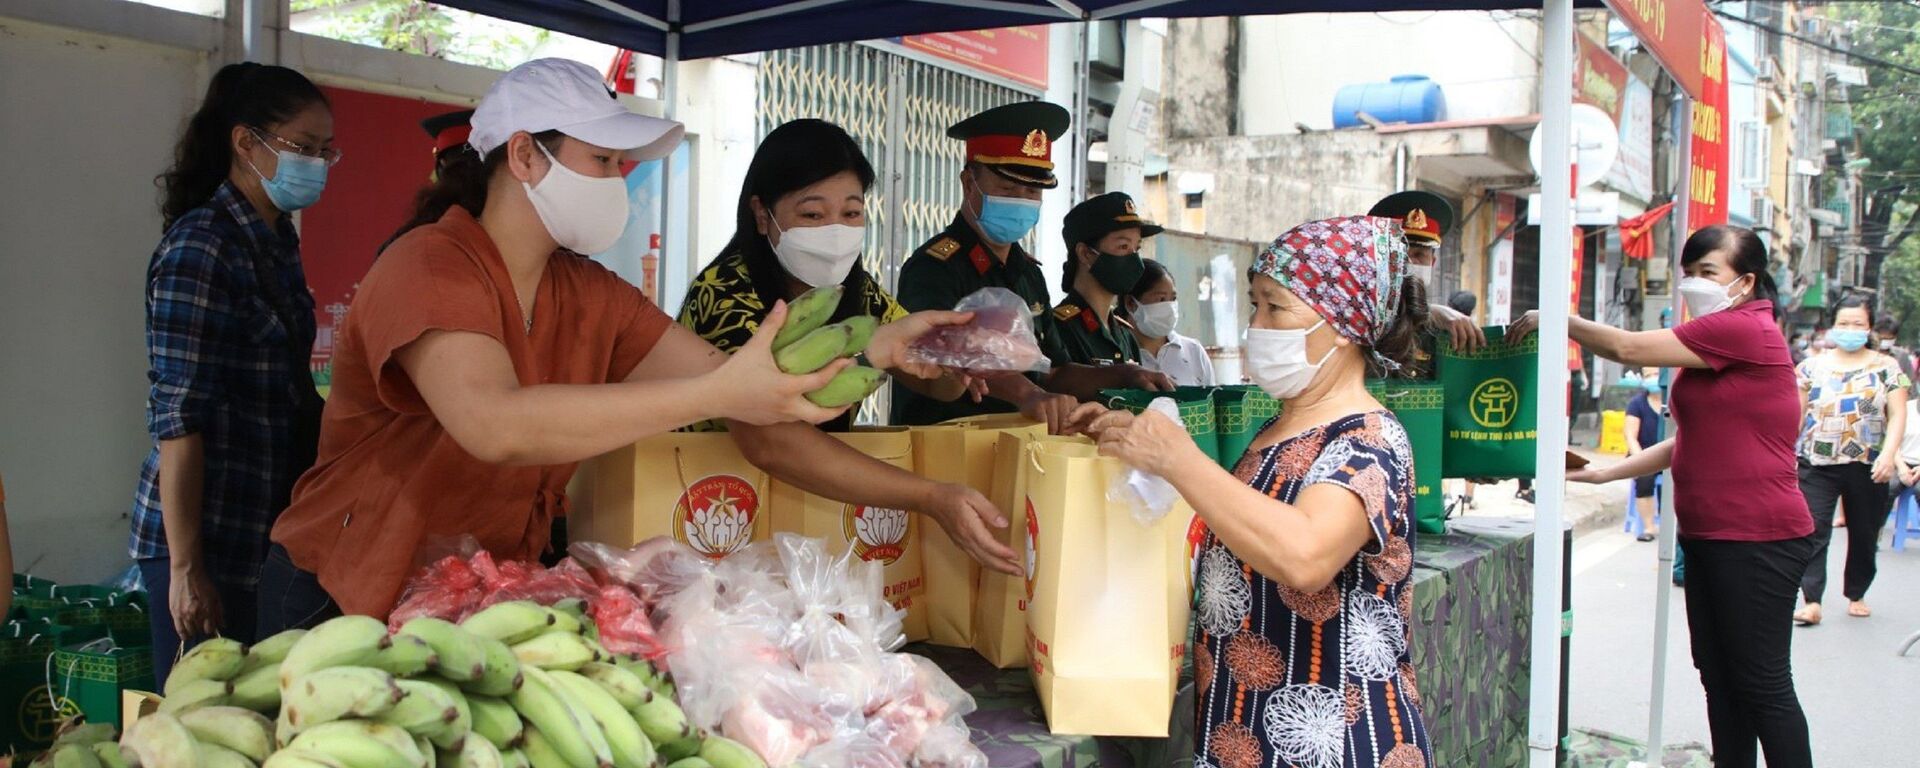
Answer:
[
  {"left": 1512, "top": 224, "right": 1814, "bottom": 768},
  {"left": 1090, "top": 216, "right": 1434, "bottom": 768},
  {"left": 1039, "top": 193, "right": 1179, "bottom": 382},
  {"left": 136, "top": 63, "right": 334, "bottom": 683},
  {"left": 1790, "top": 294, "right": 1908, "bottom": 626},
  {"left": 1118, "top": 258, "right": 1215, "bottom": 387},
  {"left": 261, "top": 63, "right": 1016, "bottom": 633}
]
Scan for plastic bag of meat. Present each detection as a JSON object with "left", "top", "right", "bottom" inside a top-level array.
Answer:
[
  {"left": 570, "top": 537, "right": 714, "bottom": 610},
  {"left": 903, "top": 287, "right": 1051, "bottom": 374},
  {"left": 860, "top": 655, "right": 975, "bottom": 758},
  {"left": 587, "top": 585, "right": 670, "bottom": 661},
  {"left": 478, "top": 556, "right": 598, "bottom": 609},
  {"left": 797, "top": 734, "right": 908, "bottom": 768},
  {"left": 387, "top": 551, "right": 486, "bottom": 631}
]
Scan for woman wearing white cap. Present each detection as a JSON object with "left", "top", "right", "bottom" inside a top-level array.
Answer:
[{"left": 260, "top": 59, "right": 1011, "bottom": 631}]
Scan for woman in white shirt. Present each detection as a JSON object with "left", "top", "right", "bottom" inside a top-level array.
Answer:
[{"left": 1120, "top": 258, "right": 1216, "bottom": 387}]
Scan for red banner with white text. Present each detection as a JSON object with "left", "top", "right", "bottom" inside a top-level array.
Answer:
[{"left": 1688, "top": 12, "right": 1730, "bottom": 231}]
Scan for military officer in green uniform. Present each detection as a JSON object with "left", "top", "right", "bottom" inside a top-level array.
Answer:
[
  {"left": 1039, "top": 191, "right": 1178, "bottom": 380},
  {"left": 893, "top": 102, "right": 1163, "bottom": 432},
  {"left": 1369, "top": 190, "right": 1480, "bottom": 375}
]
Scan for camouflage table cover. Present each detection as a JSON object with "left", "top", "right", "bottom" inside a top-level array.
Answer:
[{"left": 913, "top": 516, "right": 1536, "bottom": 767}]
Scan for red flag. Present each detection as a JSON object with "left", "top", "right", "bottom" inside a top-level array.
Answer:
[
  {"left": 608, "top": 50, "right": 638, "bottom": 95},
  {"left": 1619, "top": 202, "right": 1676, "bottom": 260}
]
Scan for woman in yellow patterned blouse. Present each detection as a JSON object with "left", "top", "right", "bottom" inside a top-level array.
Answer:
[
  {"left": 678, "top": 119, "right": 1020, "bottom": 575},
  {"left": 680, "top": 119, "right": 974, "bottom": 430}
]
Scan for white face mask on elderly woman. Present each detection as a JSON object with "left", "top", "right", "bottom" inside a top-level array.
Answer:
[{"left": 1245, "top": 319, "right": 1337, "bottom": 400}]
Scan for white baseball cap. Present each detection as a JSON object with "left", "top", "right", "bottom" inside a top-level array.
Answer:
[{"left": 468, "top": 58, "right": 684, "bottom": 160}]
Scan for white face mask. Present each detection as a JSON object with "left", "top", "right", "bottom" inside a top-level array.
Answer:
[
  {"left": 1245, "top": 319, "right": 1337, "bottom": 400},
  {"left": 1409, "top": 263, "right": 1435, "bottom": 285},
  {"left": 525, "top": 142, "right": 629, "bottom": 254},
  {"left": 769, "top": 220, "right": 865, "bottom": 287},
  {"left": 1677, "top": 275, "right": 1748, "bottom": 319},
  {"left": 1130, "top": 300, "right": 1180, "bottom": 339}
]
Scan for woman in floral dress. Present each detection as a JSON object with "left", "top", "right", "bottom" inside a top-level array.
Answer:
[{"left": 1091, "top": 215, "right": 1433, "bottom": 768}]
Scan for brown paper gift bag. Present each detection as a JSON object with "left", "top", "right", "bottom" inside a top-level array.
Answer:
[
  {"left": 1023, "top": 438, "right": 1190, "bottom": 737},
  {"left": 575, "top": 433, "right": 772, "bottom": 559},
  {"left": 972, "top": 427, "right": 1053, "bottom": 669},
  {"left": 912, "top": 415, "right": 1047, "bottom": 648},
  {"left": 770, "top": 429, "right": 929, "bottom": 642}
]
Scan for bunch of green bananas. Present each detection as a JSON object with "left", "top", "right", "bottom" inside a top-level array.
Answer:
[
  {"left": 127, "top": 603, "right": 768, "bottom": 768},
  {"left": 27, "top": 722, "right": 125, "bottom": 768},
  {"left": 771, "top": 285, "right": 890, "bottom": 408}
]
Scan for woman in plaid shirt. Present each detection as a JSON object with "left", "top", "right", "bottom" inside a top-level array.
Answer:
[{"left": 133, "top": 63, "right": 335, "bottom": 684}]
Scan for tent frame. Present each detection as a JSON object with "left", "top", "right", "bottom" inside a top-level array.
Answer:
[{"left": 12, "top": 0, "right": 1719, "bottom": 763}]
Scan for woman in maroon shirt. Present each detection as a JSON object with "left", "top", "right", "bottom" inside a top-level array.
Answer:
[{"left": 1513, "top": 225, "right": 1814, "bottom": 768}]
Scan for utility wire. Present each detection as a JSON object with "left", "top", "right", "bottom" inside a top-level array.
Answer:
[{"left": 1710, "top": 8, "right": 1920, "bottom": 80}]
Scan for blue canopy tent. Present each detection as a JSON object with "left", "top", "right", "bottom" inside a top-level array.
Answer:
[
  {"left": 430, "top": 0, "right": 1598, "bottom": 60},
  {"left": 422, "top": 3, "right": 1670, "bottom": 767}
]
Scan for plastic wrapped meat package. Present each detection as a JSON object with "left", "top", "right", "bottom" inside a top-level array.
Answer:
[
  {"left": 387, "top": 537, "right": 597, "bottom": 630},
  {"left": 903, "top": 287, "right": 1050, "bottom": 374},
  {"left": 658, "top": 534, "right": 986, "bottom": 768}
]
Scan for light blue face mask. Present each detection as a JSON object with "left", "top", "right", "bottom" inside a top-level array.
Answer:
[
  {"left": 1829, "top": 328, "right": 1871, "bottom": 352},
  {"left": 1643, "top": 377, "right": 1663, "bottom": 393},
  {"left": 246, "top": 130, "right": 329, "bottom": 212},
  {"left": 972, "top": 179, "right": 1041, "bottom": 245}
]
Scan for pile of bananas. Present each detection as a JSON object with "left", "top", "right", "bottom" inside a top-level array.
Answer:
[
  {"left": 110, "top": 601, "right": 765, "bottom": 768},
  {"left": 772, "top": 285, "right": 889, "bottom": 408},
  {"left": 27, "top": 722, "right": 122, "bottom": 768}
]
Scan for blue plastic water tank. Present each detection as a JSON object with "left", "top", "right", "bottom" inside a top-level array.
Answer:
[{"left": 1331, "top": 75, "right": 1447, "bottom": 129}]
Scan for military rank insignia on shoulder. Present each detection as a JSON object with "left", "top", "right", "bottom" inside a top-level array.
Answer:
[{"left": 927, "top": 237, "right": 960, "bottom": 260}]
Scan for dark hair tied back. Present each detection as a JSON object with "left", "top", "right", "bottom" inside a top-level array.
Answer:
[
  {"left": 158, "top": 62, "right": 328, "bottom": 229},
  {"left": 1369, "top": 275, "right": 1431, "bottom": 378},
  {"left": 385, "top": 131, "right": 563, "bottom": 250}
]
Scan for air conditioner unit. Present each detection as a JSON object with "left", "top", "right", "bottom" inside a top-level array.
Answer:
[
  {"left": 1753, "top": 195, "right": 1777, "bottom": 227},
  {"left": 1757, "top": 58, "right": 1780, "bottom": 83}
]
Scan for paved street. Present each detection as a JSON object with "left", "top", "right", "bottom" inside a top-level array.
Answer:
[{"left": 1566, "top": 516, "right": 1920, "bottom": 766}]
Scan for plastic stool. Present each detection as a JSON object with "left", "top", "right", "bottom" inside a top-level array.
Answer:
[
  {"left": 1623, "top": 474, "right": 1663, "bottom": 537},
  {"left": 1892, "top": 488, "right": 1918, "bottom": 552}
]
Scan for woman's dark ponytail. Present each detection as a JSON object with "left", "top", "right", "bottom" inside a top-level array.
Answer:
[
  {"left": 1368, "top": 274, "right": 1431, "bottom": 378},
  {"left": 385, "top": 131, "right": 563, "bottom": 250},
  {"left": 158, "top": 62, "right": 327, "bottom": 229}
]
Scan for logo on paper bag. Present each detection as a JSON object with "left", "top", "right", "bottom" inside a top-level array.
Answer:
[
  {"left": 845, "top": 505, "right": 910, "bottom": 565},
  {"left": 20, "top": 685, "right": 81, "bottom": 743},
  {"left": 1469, "top": 378, "right": 1519, "bottom": 428},
  {"left": 1024, "top": 499, "right": 1039, "bottom": 601},
  {"left": 1187, "top": 514, "right": 1208, "bottom": 600},
  {"left": 674, "top": 475, "right": 759, "bottom": 560}
]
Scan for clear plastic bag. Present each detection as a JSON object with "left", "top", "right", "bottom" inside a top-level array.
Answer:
[
  {"left": 653, "top": 536, "right": 981, "bottom": 768},
  {"left": 904, "top": 287, "right": 1051, "bottom": 374},
  {"left": 799, "top": 735, "right": 908, "bottom": 768},
  {"left": 1108, "top": 397, "right": 1186, "bottom": 525},
  {"left": 913, "top": 723, "right": 988, "bottom": 768}
]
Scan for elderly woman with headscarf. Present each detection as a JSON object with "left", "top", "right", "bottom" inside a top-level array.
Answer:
[{"left": 1091, "top": 216, "right": 1434, "bottom": 768}]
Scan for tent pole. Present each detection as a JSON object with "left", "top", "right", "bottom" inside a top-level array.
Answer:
[
  {"left": 1073, "top": 19, "right": 1091, "bottom": 203},
  {"left": 1645, "top": 88, "right": 1693, "bottom": 767},
  {"left": 1529, "top": 0, "right": 1575, "bottom": 766}
]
